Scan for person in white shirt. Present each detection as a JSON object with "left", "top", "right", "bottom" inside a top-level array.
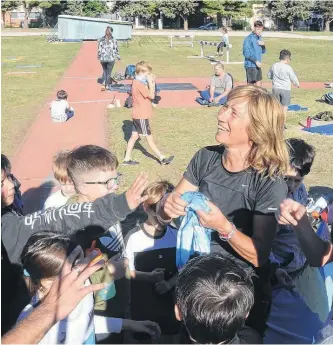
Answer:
[
  {"left": 216, "top": 27, "right": 229, "bottom": 56},
  {"left": 50, "top": 90, "right": 74, "bottom": 123},
  {"left": 18, "top": 232, "right": 161, "bottom": 344},
  {"left": 44, "top": 150, "right": 76, "bottom": 210}
]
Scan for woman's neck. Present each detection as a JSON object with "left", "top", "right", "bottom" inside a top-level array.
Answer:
[
  {"left": 222, "top": 145, "right": 251, "bottom": 172},
  {"left": 143, "top": 219, "right": 164, "bottom": 237}
]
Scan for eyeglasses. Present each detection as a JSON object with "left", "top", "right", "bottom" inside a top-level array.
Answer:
[{"left": 84, "top": 173, "right": 122, "bottom": 189}]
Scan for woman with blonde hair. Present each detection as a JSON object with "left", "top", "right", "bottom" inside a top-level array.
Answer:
[{"left": 160, "top": 85, "right": 289, "bottom": 337}]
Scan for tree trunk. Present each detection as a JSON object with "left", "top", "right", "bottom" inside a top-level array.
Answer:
[
  {"left": 217, "top": 13, "right": 222, "bottom": 28},
  {"left": 290, "top": 22, "right": 294, "bottom": 31},
  {"left": 324, "top": 19, "right": 332, "bottom": 32},
  {"left": 183, "top": 15, "right": 188, "bottom": 30},
  {"left": 2, "top": 12, "right": 5, "bottom": 28},
  {"left": 24, "top": 4, "right": 29, "bottom": 29}
]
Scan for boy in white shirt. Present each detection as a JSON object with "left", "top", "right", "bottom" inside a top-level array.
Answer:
[
  {"left": 50, "top": 90, "right": 74, "bottom": 123},
  {"left": 44, "top": 150, "right": 75, "bottom": 210}
]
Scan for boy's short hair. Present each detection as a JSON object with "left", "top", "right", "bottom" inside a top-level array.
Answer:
[
  {"left": 1, "top": 154, "right": 11, "bottom": 175},
  {"left": 254, "top": 20, "right": 264, "bottom": 28},
  {"left": 280, "top": 49, "right": 291, "bottom": 61},
  {"left": 136, "top": 61, "right": 152, "bottom": 74},
  {"left": 287, "top": 138, "right": 315, "bottom": 177},
  {"left": 176, "top": 254, "right": 254, "bottom": 344},
  {"left": 67, "top": 145, "right": 118, "bottom": 185},
  {"left": 52, "top": 150, "right": 71, "bottom": 184},
  {"left": 221, "top": 27, "right": 228, "bottom": 33},
  {"left": 57, "top": 90, "right": 68, "bottom": 100},
  {"left": 143, "top": 181, "right": 174, "bottom": 207}
]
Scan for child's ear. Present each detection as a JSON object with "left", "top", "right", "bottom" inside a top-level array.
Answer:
[{"left": 174, "top": 304, "right": 182, "bottom": 321}]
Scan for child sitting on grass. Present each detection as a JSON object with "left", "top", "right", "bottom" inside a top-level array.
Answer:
[
  {"left": 125, "top": 181, "right": 180, "bottom": 343},
  {"left": 44, "top": 150, "right": 75, "bottom": 209},
  {"left": 50, "top": 90, "right": 74, "bottom": 123}
]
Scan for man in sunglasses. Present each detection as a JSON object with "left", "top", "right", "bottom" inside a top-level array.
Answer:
[{"left": 270, "top": 138, "right": 316, "bottom": 276}]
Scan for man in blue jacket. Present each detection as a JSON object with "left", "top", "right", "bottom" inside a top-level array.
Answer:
[{"left": 243, "top": 20, "right": 266, "bottom": 86}]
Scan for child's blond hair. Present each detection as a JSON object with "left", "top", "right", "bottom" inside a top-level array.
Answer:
[
  {"left": 52, "top": 150, "right": 71, "bottom": 184},
  {"left": 143, "top": 181, "right": 174, "bottom": 208},
  {"left": 136, "top": 61, "right": 152, "bottom": 75}
]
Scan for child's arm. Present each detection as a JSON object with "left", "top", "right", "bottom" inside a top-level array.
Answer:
[
  {"left": 267, "top": 67, "right": 273, "bottom": 80},
  {"left": 289, "top": 68, "right": 300, "bottom": 87},
  {"left": 146, "top": 74, "right": 156, "bottom": 100},
  {"left": 130, "top": 268, "right": 165, "bottom": 283},
  {"left": 155, "top": 272, "right": 178, "bottom": 295}
]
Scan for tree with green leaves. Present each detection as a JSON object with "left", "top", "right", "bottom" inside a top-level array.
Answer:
[
  {"left": 158, "top": 0, "right": 198, "bottom": 30},
  {"left": 38, "top": 1, "right": 60, "bottom": 27},
  {"left": 1, "top": 0, "right": 18, "bottom": 28},
  {"left": 268, "top": 0, "right": 312, "bottom": 31},
  {"left": 201, "top": 0, "right": 253, "bottom": 27},
  {"left": 313, "top": 0, "right": 333, "bottom": 31},
  {"left": 64, "top": 0, "right": 85, "bottom": 16}
]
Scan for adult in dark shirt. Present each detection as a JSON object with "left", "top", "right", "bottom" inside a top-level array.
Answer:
[
  {"left": 175, "top": 253, "right": 262, "bottom": 344},
  {"left": 162, "top": 85, "right": 289, "bottom": 336}
]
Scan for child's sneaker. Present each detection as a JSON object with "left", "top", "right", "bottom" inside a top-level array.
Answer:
[
  {"left": 160, "top": 156, "right": 174, "bottom": 165},
  {"left": 101, "top": 85, "right": 106, "bottom": 91},
  {"left": 152, "top": 103, "right": 157, "bottom": 108},
  {"left": 123, "top": 160, "right": 140, "bottom": 166}
]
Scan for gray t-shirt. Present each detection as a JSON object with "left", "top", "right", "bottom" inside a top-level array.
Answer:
[
  {"left": 267, "top": 62, "right": 299, "bottom": 91},
  {"left": 210, "top": 73, "right": 233, "bottom": 93}
]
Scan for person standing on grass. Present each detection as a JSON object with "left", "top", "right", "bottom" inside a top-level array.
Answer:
[
  {"left": 123, "top": 61, "right": 174, "bottom": 166},
  {"left": 268, "top": 50, "right": 300, "bottom": 118},
  {"left": 216, "top": 27, "right": 229, "bottom": 57},
  {"left": 98, "top": 26, "right": 120, "bottom": 91},
  {"left": 243, "top": 20, "right": 266, "bottom": 86}
]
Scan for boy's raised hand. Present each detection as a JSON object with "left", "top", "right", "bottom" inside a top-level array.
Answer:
[{"left": 125, "top": 173, "right": 149, "bottom": 210}]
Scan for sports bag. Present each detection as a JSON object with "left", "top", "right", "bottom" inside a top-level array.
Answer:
[
  {"left": 125, "top": 64, "right": 136, "bottom": 79},
  {"left": 322, "top": 92, "right": 333, "bottom": 105}
]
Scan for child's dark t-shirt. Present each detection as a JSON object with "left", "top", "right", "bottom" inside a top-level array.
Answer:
[{"left": 125, "top": 224, "right": 180, "bottom": 334}]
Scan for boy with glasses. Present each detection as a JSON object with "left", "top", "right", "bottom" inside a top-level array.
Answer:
[{"left": 270, "top": 138, "right": 315, "bottom": 275}]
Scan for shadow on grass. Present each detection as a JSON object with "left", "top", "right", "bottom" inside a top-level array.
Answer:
[{"left": 122, "top": 120, "right": 160, "bottom": 164}]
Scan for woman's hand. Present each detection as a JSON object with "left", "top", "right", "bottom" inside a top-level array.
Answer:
[
  {"left": 163, "top": 191, "right": 188, "bottom": 218},
  {"left": 279, "top": 199, "right": 307, "bottom": 227},
  {"left": 197, "top": 201, "right": 232, "bottom": 234}
]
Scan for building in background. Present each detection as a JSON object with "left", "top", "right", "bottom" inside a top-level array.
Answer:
[{"left": 4, "top": 4, "right": 42, "bottom": 28}]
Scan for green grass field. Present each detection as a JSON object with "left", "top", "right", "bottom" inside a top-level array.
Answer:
[
  {"left": 1, "top": 36, "right": 333, "bottom": 190},
  {"left": 1, "top": 37, "right": 80, "bottom": 157}
]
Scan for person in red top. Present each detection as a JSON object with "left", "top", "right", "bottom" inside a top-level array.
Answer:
[{"left": 123, "top": 61, "right": 174, "bottom": 166}]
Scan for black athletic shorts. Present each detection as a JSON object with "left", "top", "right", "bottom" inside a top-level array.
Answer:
[
  {"left": 132, "top": 119, "right": 151, "bottom": 136},
  {"left": 246, "top": 67, "right": 263, "bottom": 83}
]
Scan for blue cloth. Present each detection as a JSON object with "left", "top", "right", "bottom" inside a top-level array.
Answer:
[
  {"left": 176, "top": 192, "right": 212, "bottom": 270},
  {"left": 199, "top": 90, "right": 228, "bottom": 104},
  {"left": 303, "top": 124, "right": 333, "bottom": 136},
  {"left": 264, "top": 287, "right": 324, "bottom": 344},
  {"left": 243, "top": 32, "right": 266, "bottom": 69},
  {"left": 288, "top": 104, "right": 308, "bottom": 111}
]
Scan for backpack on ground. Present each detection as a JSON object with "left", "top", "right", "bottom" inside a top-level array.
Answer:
[
  {"left": 313, "top": 111, "right": 333, "bottom": 121},
  {"left": 125, "top": 64, "right": 136, "bottom": 79},
  {"left": 322, "top": 92, "right": 333, "bottom": 105}
]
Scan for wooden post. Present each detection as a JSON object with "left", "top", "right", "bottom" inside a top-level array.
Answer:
[
  {"left": 191, "top": 35, "right": 194, "bottom": 48},
  {"left": 226, "top": 46, "right": 230, "bottom": 63},
  {"left": 200, "top": 41, "right": 204, "bottom": 57},
  {"left": 170, "top": 36, "right": 173, "bottom": 48}
]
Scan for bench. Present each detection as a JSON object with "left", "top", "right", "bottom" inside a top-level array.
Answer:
[{"left": 169, "top": 35, "right": 195, "bottom": 48}]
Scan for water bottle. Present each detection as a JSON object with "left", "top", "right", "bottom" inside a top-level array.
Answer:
[{"left": 306, "top": 116, "right": 312, "bottom": 128}]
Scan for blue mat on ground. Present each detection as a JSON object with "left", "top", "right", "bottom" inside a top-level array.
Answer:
[
  {"left": 302, "top": 124, "right": 333, "bottom": 135},
  {"left": 288, "top": 104, "right": 308, "bottom": 111},
  {"left": 110, "top": 83, "right": 197, "bottom": 93}
]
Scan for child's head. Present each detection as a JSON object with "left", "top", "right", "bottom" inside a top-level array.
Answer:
[
  {"left": 253, "top": 20, "right": 264, "bottom": 36},
  {"left": 67, "top": 145, "right": 119, "bottom": 202},
  {"left": 135, "top": 61, "right": 152, "bottom": 77},
  {"left": 57, "top": 90, "right": 68, "bottom": 100},
  {"left": 221, "top": 27, "right": 228, "bottom": 34},
  {"left": 279, "top": 49, "right": 292, "bottom": 64},
  {"left": 142, "top": 181, "right": 174, "bottom": 222},
  {"left": 175, "top": 254, "right": 254, "bottom": 344},
  {"left": 1, "top": 154, "right": 15, "bottom": 208},
  {"left": 285, "top": 138, "right": 315, "bottom": 193},
  {"left": 21, "top": 232, "right": 76, "bottom": 297},
  {"left": 52, "top": 150, "right": 75, "bottom": 197}
]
